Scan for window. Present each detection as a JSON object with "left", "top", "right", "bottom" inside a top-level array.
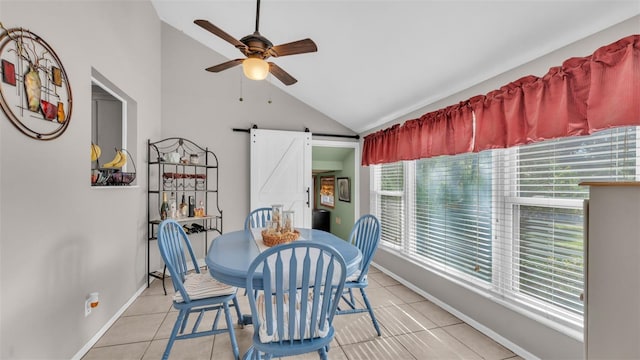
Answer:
[
  {"left": 371, "top": 126, "right": 638, "bottom": 330},
  {"left": 371, "top": 162, "right": 404, "bottom": 247},
  {"left": 412, "top": 151, "right": 493, "bottom": 282}
]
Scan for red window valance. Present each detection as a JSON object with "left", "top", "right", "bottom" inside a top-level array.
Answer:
[
  {"left": 362, "top": 34, "right": 640, "bottom": 166},
  {"left": 362, "top": 102, "right": 474, "bottom": 165},
  {"left": 588, "top": 35, "right": 640, "bottom": 130}
]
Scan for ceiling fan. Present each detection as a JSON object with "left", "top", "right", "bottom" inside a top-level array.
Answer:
[{"left": 194, "top": 0, "right": 317, "bottom": 86}]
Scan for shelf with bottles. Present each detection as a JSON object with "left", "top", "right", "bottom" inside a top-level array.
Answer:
[
  {"left": 155, "top": 191, "right": 211, "bottom": 219},
  {"left": 151, "top": 191, "right": 222, "bottom": 230},
  {"left": 147, "top": 137, "right": 223, "bottom": 294}
]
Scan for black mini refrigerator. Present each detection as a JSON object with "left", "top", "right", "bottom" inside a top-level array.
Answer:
[{"left": 312, "top": 209, "right": 331, "bottom": 232}]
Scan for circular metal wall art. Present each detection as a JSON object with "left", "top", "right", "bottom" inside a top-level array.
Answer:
[{"left": 0, "top": 24, "right": 72, "bottom": 140}]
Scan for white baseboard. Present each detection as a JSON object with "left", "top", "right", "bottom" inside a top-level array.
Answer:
[
  {"left": 71, "top": 282, "right": 148, "bottom": 360},
  {"left": 371, "top": 261, "right": 539, "bottom": 360}
]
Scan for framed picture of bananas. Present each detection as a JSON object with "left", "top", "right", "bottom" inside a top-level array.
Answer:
[{"left": 0, "top": 23, "right": 73, "bottom": 140}]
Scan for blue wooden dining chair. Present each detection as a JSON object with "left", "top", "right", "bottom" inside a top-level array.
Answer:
[
  {"left": 244, "top": 241, "right": 347, "bottom": 360},
  {"left": 157, "top": 219, "right": 242, "bottom": 360},
  {"left": 336, "top": 214, "right": 382, "bottom": 336},
  {"left": 243, "top": 207, "right": 273, "bottom": 298},
  {"left": 244, "top": 207, "right": 273, "bottom": 230}
]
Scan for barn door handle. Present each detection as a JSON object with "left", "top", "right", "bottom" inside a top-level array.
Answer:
[{"left": 306, "top": 187, "right": 310, "bottom": 207}]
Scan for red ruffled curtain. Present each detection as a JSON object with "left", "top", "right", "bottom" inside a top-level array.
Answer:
[
  {"left": 470, "top": 90, "right": 508, "bottom": 151},
  {"left": 471, "top": 61, "right": 595, "bottom": 152},
  {"left": 362, "top": 35, "right": 639, "bottom": 166},
  {"left": 362, "top": 103, "right": 473, "bottom": 165},
  {"left": 587, "top": 35, "right": 640, "bottom": 131},
  {"left": 362, "top": 125, "right": 400, "bottom": 165},
  {"left": 426, "top": 103, "right": 473, "bottom": 156},
  {"left": 562, "top": 57, "right": 591, "bottom": 135},
  {"left": 396, "top": 119, "right": 422, "bottom": 160}
]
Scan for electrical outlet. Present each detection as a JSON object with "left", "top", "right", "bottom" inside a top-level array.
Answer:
[
  {"left": 85, "top": 292, "right": 99, "bottom": 317},
  {"left": 336, "top": 217, "right": 341, "bottom": 224},
  {"left": 85, "top": 299, "right": 92, "bottom": 317}
]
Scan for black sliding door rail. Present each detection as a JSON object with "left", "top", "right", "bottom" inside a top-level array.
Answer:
[{"left": 232, "top": 126, "right": 359, "bottom": 140}]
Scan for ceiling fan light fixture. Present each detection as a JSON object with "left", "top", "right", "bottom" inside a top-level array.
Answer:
[
  {"left": 195, "top": 0, "right": 316, "bottom": 86},
  {"left": 242, "top": 58, "right": 269, "bottom": 80}
]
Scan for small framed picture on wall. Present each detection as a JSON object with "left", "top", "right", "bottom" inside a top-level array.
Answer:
[
  {"left": 320, "top": 176, "right": 335, "bottom": 208},
  {"left": 337, "top": 177, "right": 350, "bottom": 202}
]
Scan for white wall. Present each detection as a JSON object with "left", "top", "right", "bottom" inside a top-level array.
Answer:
[
  {"left": 359, "top": 16, "right": 640, "bottom": 359},
  {"left": 0, "top": 4, "right": 351, "bottom": 357},
  {"left": 158, "top": 23, "right": 353, "bottom": 261},
  {"left": 0, "top": 1, "right": 162, "bottom": 358}
]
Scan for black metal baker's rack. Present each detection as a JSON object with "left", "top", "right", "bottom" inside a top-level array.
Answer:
[{"left": 146, "top": 137, "right": 223, "bottom": 294}]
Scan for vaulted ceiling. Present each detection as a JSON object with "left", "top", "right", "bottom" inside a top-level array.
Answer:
[{"left": 152, "top": 1, "right": 640, "bottom": 133}]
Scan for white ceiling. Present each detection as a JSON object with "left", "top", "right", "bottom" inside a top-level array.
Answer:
[{"left": 151, "top": 1, "right": 639, "bottom": 134}]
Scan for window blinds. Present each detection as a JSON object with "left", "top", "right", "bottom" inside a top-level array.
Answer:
[
  {"left": 372, "top": 126, "right": 638, "bottom": 328},
  {"left": 496, "top": 126, "right": 637, "bottom": 319},
  {"left": 411, "top": 152, "right": 493, "bottom": 282},
  {"left": 372, "top": 162, "right": 404, "bottom": 247}
]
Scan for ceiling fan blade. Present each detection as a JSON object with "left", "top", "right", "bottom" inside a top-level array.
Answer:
[
  {"left": 194, "top": 19, "right": 247, "bottom": 49},
  {"left": 269, "top": 39, "right": 317, "bottom": 57},
  {"left": 268, "top": 62, "right": 297, "bottom": 86},
  {"left": 206, "top": 59, "right": 243, "bottom": 73}
]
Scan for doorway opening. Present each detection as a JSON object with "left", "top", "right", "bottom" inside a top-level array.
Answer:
[{"left": 312, "top": 140, "right": 359, "bottom": 240}]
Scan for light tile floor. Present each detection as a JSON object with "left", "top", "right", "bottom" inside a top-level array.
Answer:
[{"left": 83, "top": 267, "right": 523, "bottom": 360}]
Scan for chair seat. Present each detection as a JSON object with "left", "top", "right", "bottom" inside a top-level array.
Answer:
[
  {"left": 256, "top": 292, "right": 330, "bottom": 343},
  {"left": 345, "top": 270, "right": 366, "bottom": 283},
  {"left": 174, "top": 273, "right": 236, "bottom": 303}
]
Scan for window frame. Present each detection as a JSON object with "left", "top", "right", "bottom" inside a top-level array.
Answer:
[
  {"left": 371, "top": 126, "right": 639, "bottom": 335},
  {"left": 370, "top": 162, "right": 406, "bottom": 251}
]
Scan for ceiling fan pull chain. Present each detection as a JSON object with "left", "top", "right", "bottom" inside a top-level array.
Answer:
[
  {"left": 268, "top": 73, "right": 273, "bottom": 104},
  {"left": 239, "top": 73, "right": 244, "bottom": 102}
]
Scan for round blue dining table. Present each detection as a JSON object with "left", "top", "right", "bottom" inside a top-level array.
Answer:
[{"left": 206, "top": 228, "right": 362, "bottom": 288}]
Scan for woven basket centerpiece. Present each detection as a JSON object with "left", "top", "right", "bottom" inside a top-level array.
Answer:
[
  {"left": 261, "top": 228, "right": 300, "bottom": 247},
  {"left": 262, "top": 208, "right": 298, "bottom": 247}
]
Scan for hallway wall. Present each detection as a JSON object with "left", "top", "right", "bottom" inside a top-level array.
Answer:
[{"left": 0, "top": 1, "right": 162, "bottom": 358}]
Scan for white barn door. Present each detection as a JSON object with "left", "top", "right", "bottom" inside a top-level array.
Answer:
[{"left": 250, "top": 129, "right": 312, "bottom": 228}]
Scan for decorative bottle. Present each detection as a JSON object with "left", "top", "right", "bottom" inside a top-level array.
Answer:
[
  {"left": 160, "top": 192, "right": 169, "bottom": 220},
  {"left": 188, "top": 196, "right": 195, "bottom": 218},
  {"left": 179, "top": 194, "right": 187, "bottom": 218},
  {"left": 169, "top": 192, "right": 177, "bottom": 219},
  {"left": 283, "top": 211, "right": 295, "bottom": 233},
  {"left": 195, "top": 200, "right": 205, "bottom": 217},
  {"left": 272, "top": 204, "right": 284, "bottom": 232}
]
